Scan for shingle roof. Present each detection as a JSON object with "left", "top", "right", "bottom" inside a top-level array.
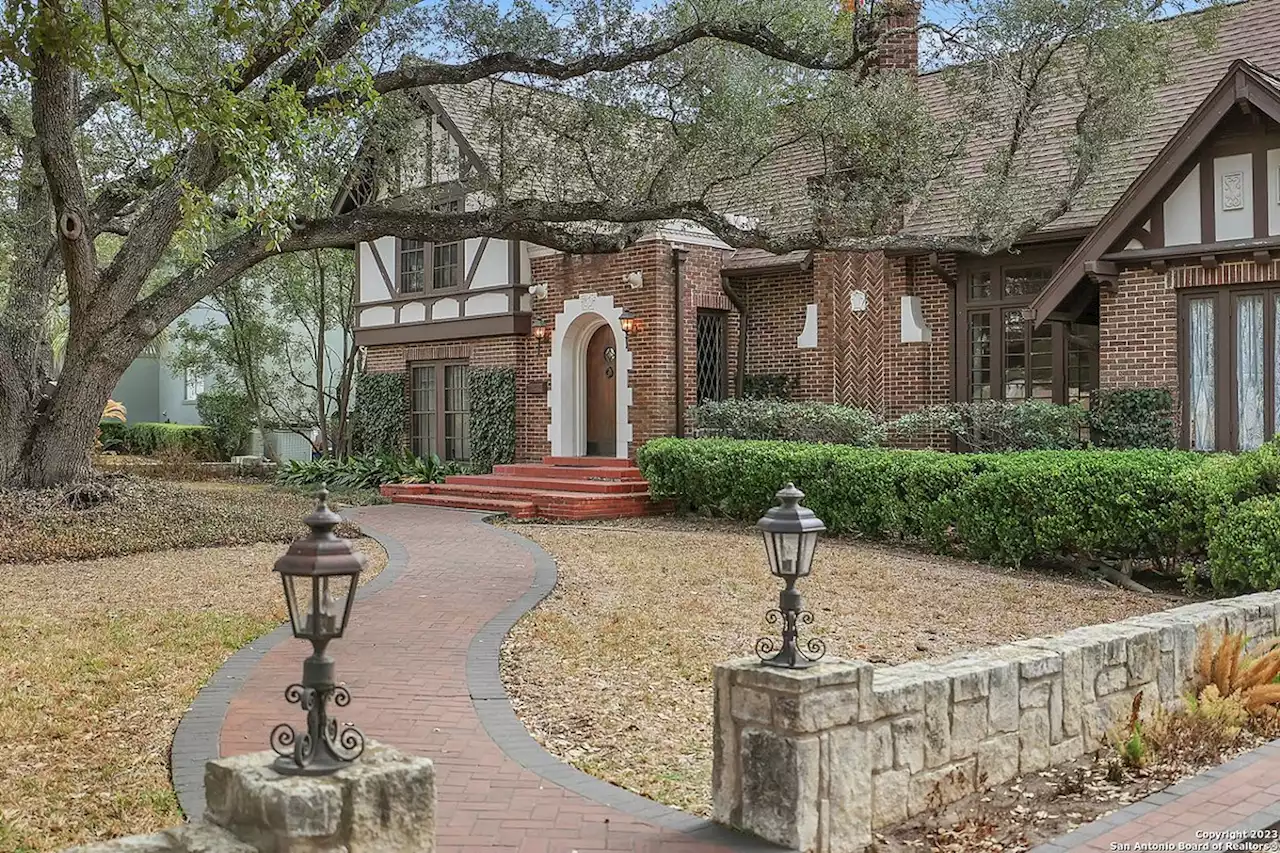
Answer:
[{"left": 716, "top": 0, "right": 1280, "bottom": 242}]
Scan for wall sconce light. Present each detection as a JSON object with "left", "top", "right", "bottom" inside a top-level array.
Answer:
[
  {"left": 618, "top": 309, "right": 639, "bottom": 335},
  {"left": 531, "top": 318, "right": 552, "bottom": 342}
]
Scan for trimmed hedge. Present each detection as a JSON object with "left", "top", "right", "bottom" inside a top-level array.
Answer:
[
  {"left": 892, "top": 401, "right": 1089, "bottom": 451},
  {"left": 637, "top": 438, "right": 1280, "bottom": 579},
  {"left": 690, "top": 398, "right": 886, "bottom": 446},
  {"left": 98, "top": 421, "right": 217, "bottom": 459},
  {"left": 1209, "top": 495, "right": 1280, "bottom": 594}
]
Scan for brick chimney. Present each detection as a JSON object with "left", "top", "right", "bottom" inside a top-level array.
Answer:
[{"left": 864, "top": 0, "right": 919, "bottom": 76}]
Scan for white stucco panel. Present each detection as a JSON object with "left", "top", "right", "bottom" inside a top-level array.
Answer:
[
  {"left": 464, "top": 291, "right": 510, "bottom": 316},
  {"left": 359, "top": 305, "right": 396, "bottom": 327},
  {"left": 358, "top": 239, "right": 397, "bottom": 303},
  {"left": 432, "top": 298, "right": 460, "bottom": 320},
  {"left": 1215, "top": 153, "right": 1253, "bottom": 241},
  {"left": 399, "top": 302, "right": 426, "bottom": 324},
  {"left": 1163, "top": 165, "right": 1201, "bottom": 246}
]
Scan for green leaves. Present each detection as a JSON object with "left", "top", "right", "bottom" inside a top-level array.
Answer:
[
  {"left": 351, "top": 371, "right": 406, "bottom": 454},
  {"left": 466, "top": 367, "right": 516, "bottom": 474},
  {"left": 277, "top": 449, "right": 445, "bottom": 489}
]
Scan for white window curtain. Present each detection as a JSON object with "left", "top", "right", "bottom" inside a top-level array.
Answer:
[
  {"left": 1238, "top": 295, "right": 1265, "bottom": 450},
  {"left": 1189, "top": 298, "right": 1216, "bottom": 451}
]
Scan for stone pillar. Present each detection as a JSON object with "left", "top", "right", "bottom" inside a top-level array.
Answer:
[
  {"left": 713, "top": 657, "right": 873, "bottom": 853},
  {"left": 65, "top": 743, "right": 434, "bottom": 853}
]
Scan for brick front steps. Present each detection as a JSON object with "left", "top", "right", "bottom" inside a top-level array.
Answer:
[{"left": 380, "top": 456, "right": 669, "bottom": 521}]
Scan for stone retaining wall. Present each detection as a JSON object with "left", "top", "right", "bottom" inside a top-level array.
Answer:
[{"left": 712, "top": 591, "right": 1280, "bottom": 853}]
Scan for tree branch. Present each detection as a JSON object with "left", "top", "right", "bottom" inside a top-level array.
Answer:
[{"left": 305, "top": 20, "right": 876, "bottom": 108}]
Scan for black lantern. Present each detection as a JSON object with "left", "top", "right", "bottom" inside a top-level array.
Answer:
[
  {"left": 755, "top": 483, "right": 827, "bottom": 668},
  {"left": 618, "top": 309, "right": 639, "bottom": 334},
  {"left": 269, "top": 486, "right": 367, "bottom": 775}
]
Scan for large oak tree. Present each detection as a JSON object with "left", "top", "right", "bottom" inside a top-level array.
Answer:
[{"left": 0, "top": 0, "right": 1212, "bottom": 486}]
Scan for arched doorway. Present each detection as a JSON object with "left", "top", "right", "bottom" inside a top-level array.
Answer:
[
  {"left": 584, "top": 325, "right": 617, "bottom": 456},
  {"left": 547, "top": 293, "right": 634, "bottom": 459}
]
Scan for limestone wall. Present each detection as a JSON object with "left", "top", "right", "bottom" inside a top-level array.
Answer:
[{"left": 713, "top": 591, "right": 1280, "bottom": 853}]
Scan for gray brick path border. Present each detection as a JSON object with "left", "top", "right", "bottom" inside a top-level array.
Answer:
[
  {"left": 1029, "top": 740, "right": 1280, "bottom": 853},
  {"left": 169, "top": 511, "right": 408, "bottom": 821},
  {"left": 169, "top": 508, "right": 785, "bottom": 850}
]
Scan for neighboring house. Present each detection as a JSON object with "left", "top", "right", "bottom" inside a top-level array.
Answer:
[
  {"left": 111, "top": 303, "right": 220, "bottom": 426},
  {"left": 341, "top": 0, "right": 1280, "bottom": 472}
]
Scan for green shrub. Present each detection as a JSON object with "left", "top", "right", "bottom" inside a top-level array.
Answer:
[
  {"left": 743, "top": 374, "right": 796, "bottom": 400},
  {"left": 1208, "top": 495, "right": 1280, "bottom": 593},
  {"left": 690, "top": 399, "right": 886, "bottom": 446},
  {"left": 352, "top": 371, "right": 406, "bottom": 454},
  {"left": 196, "top": 390, "right": 256, "bottom": 460},
  {"left": 638, "top": 438, "right": 1219, "bottom": 569},
  {"left": 1090, "top": 388, "right": 1177, "bottom": 449},
  {"left": 277, "top": 450, "right": 444, "bottom": 490},
  {"left": 892, "top": 401, "right": 1089, "bottom": 451},
  {"left": 97, "top": 421, "right": 217, "bottom": 460},
  {"left": 468, "top": 367, "right": 516, "bottom": 473}
]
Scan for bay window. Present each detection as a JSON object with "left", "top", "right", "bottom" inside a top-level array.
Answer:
[{"left": 1181, "top": 287, "right": 1280, "bottom": 452}]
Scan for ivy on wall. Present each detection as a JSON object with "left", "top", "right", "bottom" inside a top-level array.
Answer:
[
  {"left": 743, "top": 374, "right": 797, "bottom": 400},
  {"left": 352, "top": 371, "right": 407, "bottom": 454},
  {"left": 467, "top": 367, "right": 516, "bottom": 473}
]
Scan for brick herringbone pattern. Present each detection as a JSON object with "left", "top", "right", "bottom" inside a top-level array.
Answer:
[
  {"left": 217, "top": 505, "right": 752, "bottom": 852},
  {"left": 830, "top": 252, "right": 885, "bottom": 411}
]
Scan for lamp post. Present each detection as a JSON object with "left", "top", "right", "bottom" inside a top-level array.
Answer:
[
  {"left": 755, "top": 482, "right": 827, "bottom": 668},
  {"left": 269, "top": 486, "right": 367, "bottom": 775}
]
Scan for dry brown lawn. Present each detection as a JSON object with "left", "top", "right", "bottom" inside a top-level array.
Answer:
[
  {"left": 0, "top": 537, "right": 386, "bottom": 852},
  {"left": 501, "top": 518, "right": 1175, "bottom": 817}
]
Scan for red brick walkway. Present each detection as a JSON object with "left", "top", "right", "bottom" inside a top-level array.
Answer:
[{"left": 216, "top": 505, "right": 776, "bottom": 853}]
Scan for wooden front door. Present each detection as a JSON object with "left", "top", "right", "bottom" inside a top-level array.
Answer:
[{"left": 584, "top": 324, "right": 617, "bottom": 456}]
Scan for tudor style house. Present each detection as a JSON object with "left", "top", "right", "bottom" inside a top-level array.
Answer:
[{"left": 352, "top": 0, "right": 1280, "bottom": 517}]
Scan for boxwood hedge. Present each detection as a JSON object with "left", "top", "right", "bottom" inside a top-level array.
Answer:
[{"left": 637, "top": 438, "right": 1280, "bottom": 588}]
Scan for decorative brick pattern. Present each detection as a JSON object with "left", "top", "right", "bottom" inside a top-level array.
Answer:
[{"left": 714, "top": 591, "right": 1280, "bottom": 853}]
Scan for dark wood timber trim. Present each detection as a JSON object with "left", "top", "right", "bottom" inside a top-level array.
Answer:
[
  {"left": 1200, "top": 152, "right": 1217, "bottom": 246},
  {"left": 1101, "top": 234, "right": 1280, "bottom": 264},
  {"left": 355, "top": 313, "right": 532, "bottom": 346},
  {"left": 1149, "top": 201, "right": 1166, "bottom": 249},
  {"left": 411, "top": 89, "right": 492, "bottom": 179},
  {"left": 928, "top": 252, "right": 958, "bottom": 287},
  {"left": 1254, "top": 136, "right": 1271, "bottom": 239},
  {"left": 1254, "top": 249, "right": 1275, "bottom": 265},
  {"left": 370, "top": 241, "right": 396, "bottom": 298},
  {"left": 1201, "top": 254, "right": 1220, "bottom": 270},
  {"left": 1084, "top": 259, "right": 1118, "bottom": 291},
  {"left": 508, "top": 239, "right": 522, "bottom": 285},
  {"left": 1030, "top": 61, "right": 1280, "bottom": 325},
  {"left": 464, "top": 236, "right": 490, "bottom": 287},
  {"left": 719, "top": 274, "right": 748, "bottom": 398}
]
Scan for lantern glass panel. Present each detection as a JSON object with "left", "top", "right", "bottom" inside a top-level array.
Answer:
[
  {"left": 796, "top": 530, "right": 819, "bottom": 577},
  {"left": 281, "top": 574, "right": 304, "bottom": 636},
  {"left": 299, "top": 574, "right": 356, "bottom": 639},
  {"left": 763, "top": 530, "right": 805, "bottom": 576}
]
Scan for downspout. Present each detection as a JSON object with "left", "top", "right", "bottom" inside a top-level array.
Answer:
[
  {"left": 673, "top": 245, "right": 688, "bottom": 437},
  {"left": 720, "top": 273, "right": 748, "bottom": 398}
]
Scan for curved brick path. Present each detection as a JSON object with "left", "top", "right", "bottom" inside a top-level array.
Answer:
[{"left": 180, "top": 504, "right": 782, "bottom": 853}]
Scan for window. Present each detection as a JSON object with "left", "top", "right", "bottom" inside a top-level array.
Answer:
[
  {"left": 400, "top": 239, "right": 426, "bottom": 293},
  {"left": 1179, "top": 287, "right": 1280, "bottom": 452},
  {"left": 183, "top": 368, "right": 205, "bottom": 402},
  {"left": 958, "top": 259, "right": 1098, "bottom": 407},
  {"left": 410, "top": 361, "right": 470, "bottom": 461},
  {"left": 432, "top": 200, "right": 462, "bottom": 291},
  {"left": 696, "top": 310, "right": 728, "bottom": 402}
]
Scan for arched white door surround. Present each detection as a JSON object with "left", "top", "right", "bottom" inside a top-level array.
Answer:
[{"left": 548, "top": 293, "right": 634, "bottom": 458}]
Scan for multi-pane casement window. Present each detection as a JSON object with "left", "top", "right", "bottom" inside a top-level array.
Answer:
[
  {"left": 957, "top": 261, "right": 1100, "bottom": 406},
  {"left": 410, "top": 361, "right": 471, "bottom": 461},
  {"left": 399, "top": 239, "right": 426, "bottom": 293},
  {"left": 1180, "top": 287, "right": 1280, "bottom": 452},
  {"left": 396, "top": 200, "right": 464, "bottom": 294},
  {"left": 432, "top": 200, "right": 462, "bottom": 291}
]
